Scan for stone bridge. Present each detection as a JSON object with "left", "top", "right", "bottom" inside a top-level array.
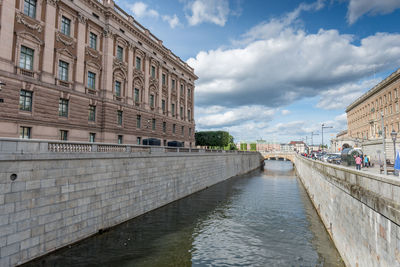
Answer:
[{"left": 261, "top": 152, "right": 295, "bottom": 162}]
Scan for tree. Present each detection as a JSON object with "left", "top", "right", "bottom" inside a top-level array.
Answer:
[
  {"left": 250, "top": 143, "right": 257, "bottom": 151},
  {"left": 240, "top": 143, "right": 247, "bottom": 151},
  {"left": 195, "top": 131, "right": 230, "bottom": 148}
]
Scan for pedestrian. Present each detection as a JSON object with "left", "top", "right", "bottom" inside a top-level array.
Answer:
[
  {"left": 355, "top": 155, "right": 362, "bottom": 170},
  {"left": 364, "top": 155, "right": 369, "bottom": 168},
  {"left": 368, "top": 155, "right": 371, "bottom": 167}
]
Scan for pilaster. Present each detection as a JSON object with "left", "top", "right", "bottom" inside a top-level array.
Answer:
[
  {"left": 103, "top": 26, "right": 114, "bottom": 99},
  {"left": 41, "top": 0, "right": 57, "bottom": 83},
  {"left": 0, "top": 0, "right": 16, "bottom": 72},
  {"left": 158, "top": 63, "right": 163, "bottom": 114},
  {"left": 167, "top": 74, "right": 172, "bottom": 116},
  {"left": 143, "top": 54, "right": 150, "bottom": 109},
  {"left": 75, "top": 13, "right": 87, "bottom": 93},
  {"left": 127, "top": 45, "right": 134, "bottom": 105}
]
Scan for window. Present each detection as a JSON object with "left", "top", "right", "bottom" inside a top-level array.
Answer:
[
  {"left": 58, "top": 60, "right": 69, "bottom": 81},
  {"left": 115, "top": 81, "right": 121, "bottom": 97},
  {"left": 163, "top": 122, "right": 166, "bottom": 133},
  {"left": 389, "top": 93, "right": 392, "bottom": 101},
  {"left": 117, "top": 46, "right": 123, "bottom": 60},
  {"left": 162, "top": 99, "right": 166, "bottom": 113},
  {"left": 152, "top": 118, "right": 156, "bottom": 130},
  {"left": 150, "top": 94, "right": 154, "bottom": 108},
  {"left": 172, "top": 79, "right": 175, "bottom": 89},
  {"left": 60, "top": 130, "right": 68, "bottom": 141},
  {"left": 188, "top": 88, "right": 191, "bottom": 99},
  {"left": 87, "top": 72, "right": 96, "bottom": 89},
  {"left": 162, "top": 74, "right": 166, "bottom": 85},
  {"left": 89, "top": 32, "right": 97, "bottom": 50},
  {"left": 180, "top": 107, "right": 183, "bottom": 119},
  {"left": 188, "top": 110, "right": 191, "bottom": 121},
  {"left": 24, "top": 0, "right": 36, "bottom": 18},
  {"left": 118, "top": 135, "right": 123, "bottom": 144},
  {"left": 396, "top": 89, "right": 398, "bottom": 99},
  {"left": 58, "top": 98, "right": 69, "bottom": 117},
  {"left": 88, "top": 105, "right": 96, "bottom": 121},
  {"left": 181, "top": 126, "right": 184, "bottom": 136},
  {"left": 19, "top": 46, "right": 34, "bottom": 70},
  {"left": 20, "top": 126, "right": 31, "bottom": 139},
  {"left": 136, "top": 57, "right": 141, "bottom": 70},
  {"left": 134, "top": 88, "right": 140, "bottom": 103},
  {"left": 89, "top": 133, "right": 96, "bottom": 143},
  {"left": 137, "top": 137, "right": 141, "bottom": 145},
  {"left": 61, "top": 16, "right": 71, "bottom": 36},
  {"left": 151, "top": 66, "right": 156, "bottom": 78},
  {"left": 164, "top": 140, "right": 167, "bottom": 146},
  {"left": 172, "top": 124, "right": 176, "bottom": 134},
  {"left": 172, "top": 103, "right": 175, "bottom": 117},
  {"left": 19, "top": 90, "right": 32, "bottom": 112},
  {"left": 136, "top": 115, "right": 141, "bottom": 128},
  {"left": 117, "top": 110, "right": 123, "bottom": 125},
  {"left": 189, "top": 128, "right": 192, "bottom": 137},
  {"left": 180, "top": 84, "right": 184, "bottom": 95}
]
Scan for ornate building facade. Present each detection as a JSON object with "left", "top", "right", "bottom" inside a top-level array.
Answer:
[
  {"left": 346, "top": 68, "right": 400, "bottom": 141},
  {"left": 0, "top": 0, "right": 197, "bottom": 146}
]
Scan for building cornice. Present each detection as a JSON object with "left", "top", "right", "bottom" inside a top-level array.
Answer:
[{"left": 346, "top": 67, "right": 400, "bottom": 113}]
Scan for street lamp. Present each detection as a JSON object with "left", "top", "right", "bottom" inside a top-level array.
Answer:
[
  {"left": 321, "top": 124, "right": 333, "bottom": 152},
  {"left": 391, "top": 130, "right": 397, "bottom": 165}
]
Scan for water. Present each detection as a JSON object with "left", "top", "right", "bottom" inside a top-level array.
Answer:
[{"left": 25, "top": 160, "right": 344, "bottom": 267}]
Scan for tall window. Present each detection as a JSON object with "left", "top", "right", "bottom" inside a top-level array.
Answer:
[
  {"left": 172, "top": 79, "right": 175, "bottom": 89},
  {"left": 180, "top": 84, "right": 184, "bottom": 95},
  {"left": 150, "top": 94, "right": 154, "bottom": 108},
  {"left": 136, "top": 57, "right": 141, "bottom": 70},
  {"left": 115, "top": 81, "right": 121, "bottom": 97},
  {"left": 134, "top": 88, "right": 140, "bottom": 103},
  {"left": 152, "top": 118, "right": 156, "bottom": 130},
  {"left": 180, "top": 107, "right": 183, "bottom": 119},
  {"left": 58, "top": 98, "right": 69, "bottom": 117},
  {"left": 172, "top": 124, "right": 176, "bottom": 134},
  {"left": 89, "top": 133, "right": 96, "bottom": 143},
  {"left": 89, "top": 32, "right": 97, "bottom": 50},
  {"left": 162, "top": 74, "right": 166, "bottom": 85},
  {"left": 20, "top": 126, "right": 31, "bottom": 139},
  {"left": 162, "top": 99, "right": 166, "bottom": 113},
  {"left": 118, "top": 135, "right": 123, "bottom": 144},
  {"left": 60, "top": 130, "right": 68, "bottom": 141},
  {"left": 24, "top": 0, "right": 37, "bottom": 18},
  {"left": 137, "top": 137, "right": 141, "bottom": 145},
  {"left": 61, "top": 16, "right": 71, "bottom": 36},
  {"left": 189, "top": 128, "right": 192, "bottom": 137},
  {"left": 181, "top": 126, "right": 184, "bottom": 136},
  {"left": 87, "top": 72, "right": 96, "bottom": 89},
  {"left": 117, "top": 110, "right": 123, "bottom": 125},
  {"left": 172, "top": 103, "right": 175, "bottom": 117},
  {"left": 19, "top": 46, "right": 34, "bottom": 70},
  {"left": 188, "top": 110, "right": 191, "bottom": 121},
  {"left": 163, "top": 122, "right": 166, "bottom": 133},
  {"left": 151, "top": 66, "right": 156, "bottom": 78},
  {"left": 88, "top": 105, "right": 96, "bottom": 121},
  {"left": 136, "top": 115, "right": 141, "bottom": 128},
  {"left": 19, "top": 90, "right": 32, "bottom": 112},
  {"left": 117, "top": 46, "right": 123, "bottom": 60},
  {"left": 188, "top": 88, "right": 191, "bottom": 99},
  {"left": 58, "top": 60, "right": 69, "bottom": 81}
]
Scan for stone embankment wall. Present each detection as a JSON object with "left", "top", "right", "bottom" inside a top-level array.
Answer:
[
  {"left": 294, "top": 155, "right": 400, "bottom": 267},
  {"left": 0, "top": 139, "right": 263, "bottom": 266}
]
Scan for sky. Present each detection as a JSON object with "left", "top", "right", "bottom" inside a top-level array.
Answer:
[{"left": 115, "top": 0, "right": 400, "bottom": 145}]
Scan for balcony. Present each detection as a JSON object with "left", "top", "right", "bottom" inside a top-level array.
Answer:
[
  {"left": 56, "top": 79, "right": 71, "bottom": 88},
  {"left": 16, "top": 67, "right": 36, "bottom": 79},
  {"left": 85, "top": 87, "right": 97, "bottom": 95}
]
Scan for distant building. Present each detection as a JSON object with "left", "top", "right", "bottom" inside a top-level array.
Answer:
[
  {"left": 330, "top": 130, "right": 355, "bottom": 152},
  {"left": 289, "top": 141, "right": 308, "bottom": 153},
  {"left": 280, "top": 143, "right": 294, "bottom": 152}
]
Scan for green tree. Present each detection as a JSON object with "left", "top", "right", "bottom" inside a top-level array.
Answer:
[
  {"left": 240, "top": 143, "right": 247, "bottom": 151},
  {"left": 195, "top": 131, "right": 231, "bottom": 148},
  {"left": 250, "top": 143, "right": 257, "bottom": 151}
]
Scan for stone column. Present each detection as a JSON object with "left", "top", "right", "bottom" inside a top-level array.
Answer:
[
  {"left": 185, "top": 83, "right": 189, "bottom": 122},
  {"left": 177, "top": 79, "right": 181, "bottom": 119},
  {"left": 75, "top": 13, "right": 87, "bottom": 93},
  {"left": 127, "top": 46, "right": 134, "bottom": 105},
  {"left": 103, "top": 27, "right": 114, "bottom": 99},
  {"left": 167, "top": 73, "right": 172, "bottom": 116},
  {"left": 41, "top": 0, "right": 57, "bottom": 83},
  {"left": 0, "top": 0, "right": 15, "bottom": 71},
  {"left": 158, "top": 62, "right": 163, "bottom": 114},
  {"left": 143, "top": 54, "right": 150, "bottom": 109}
]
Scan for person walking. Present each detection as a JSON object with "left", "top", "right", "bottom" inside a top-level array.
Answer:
[
  {"left": 355, "top": 155, "right": 362, "bottom": 170},
  {"left": 364, "top": 155, "right": 369, "bottom": 168}
]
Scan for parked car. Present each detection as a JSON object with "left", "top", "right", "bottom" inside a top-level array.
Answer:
[
  {"left": 327, "top": 154, "right": 341, "bottom": 164},
  {"left": 142, "top": 138, "right": 161, "bottom": 146},
  {"left": 167, "top": 141, "right": 184, "bottom": 147}
]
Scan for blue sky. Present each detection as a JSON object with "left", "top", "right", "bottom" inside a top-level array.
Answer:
[{"left": 115, "top": 0, "right": 400, "bottom": 144}]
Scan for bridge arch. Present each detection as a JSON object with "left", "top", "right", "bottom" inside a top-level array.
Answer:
[{"left": 261, "top": 152, "right": 295, "bottom": 162}]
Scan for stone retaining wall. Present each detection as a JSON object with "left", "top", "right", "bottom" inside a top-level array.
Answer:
[
  {"left": 0, "top": 148, "right": 263, "bottom": 266},
  {"left": 294, "top": 155, "right": 400, "bottom": 267}
]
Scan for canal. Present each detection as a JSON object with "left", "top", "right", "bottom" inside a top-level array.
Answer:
[{"left": 25, "top": 160, "right": 344, "bottom": 267}]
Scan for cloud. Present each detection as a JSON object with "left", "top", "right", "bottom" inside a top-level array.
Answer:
[
  {"left": 129, "top": 2, "right": 159, "bottom": 18},
  {"left": 347, "top": 0, "right": 400, "bottom": 24},
  {"left": 187, "top": 10, "right": 400, "bottom": 109},
  {"left": 316, "top": 78, "right": 380, "bottom": 110},
  {"left": 185, "top": 0, "right": 230, "bottom": 26},
  {"left": 162, "top": 14, "right": 181, "bottom": 29},
  {"left": 281, "top": 109, "right": 291, "bottom": 115}
]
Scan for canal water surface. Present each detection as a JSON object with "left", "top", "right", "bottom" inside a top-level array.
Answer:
[{"left": 25, "top": 160, "right": 344, "bottom": 267}]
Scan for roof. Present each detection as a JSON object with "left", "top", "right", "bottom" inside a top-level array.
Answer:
[{"left": 289, "top": 141, "right": 305, "bottom": 145}]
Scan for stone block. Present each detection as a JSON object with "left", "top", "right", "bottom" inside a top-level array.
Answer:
[{"left": 6, "top": 229, "right": 30, "bottom": 245}]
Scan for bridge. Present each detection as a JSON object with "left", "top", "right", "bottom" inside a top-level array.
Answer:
[{"left": 261, "top": 152, "right": 295, "bottom": 162}]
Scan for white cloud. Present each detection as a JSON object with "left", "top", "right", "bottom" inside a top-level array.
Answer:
[
  {"left": 347, "top": 0, "right": 400, "bottom": 24},
  {"left": 281, "top": 110, "right": 291, "bottom": 115},
  {"left": 316, "top": 78, "right": 381, "bottom": 110},
  {"left": 162, "top": 14, "right": 181, "bottom": 29},
  {"left": 185, "top": 0, "right": 230, "bottom": 26},
  {"left": 129, "top": 2, "right": 159, "bottom": 18}
]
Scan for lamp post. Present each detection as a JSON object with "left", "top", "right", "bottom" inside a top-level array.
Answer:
[
  {"left": 380, "top": 112, "right": 387, "bottom": 175},
  {"left": 321, "top": 124, "right": 333, "bottom": 152},
  {"left": 391, "top": 129, "right": 397, "bottom": 166}
]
